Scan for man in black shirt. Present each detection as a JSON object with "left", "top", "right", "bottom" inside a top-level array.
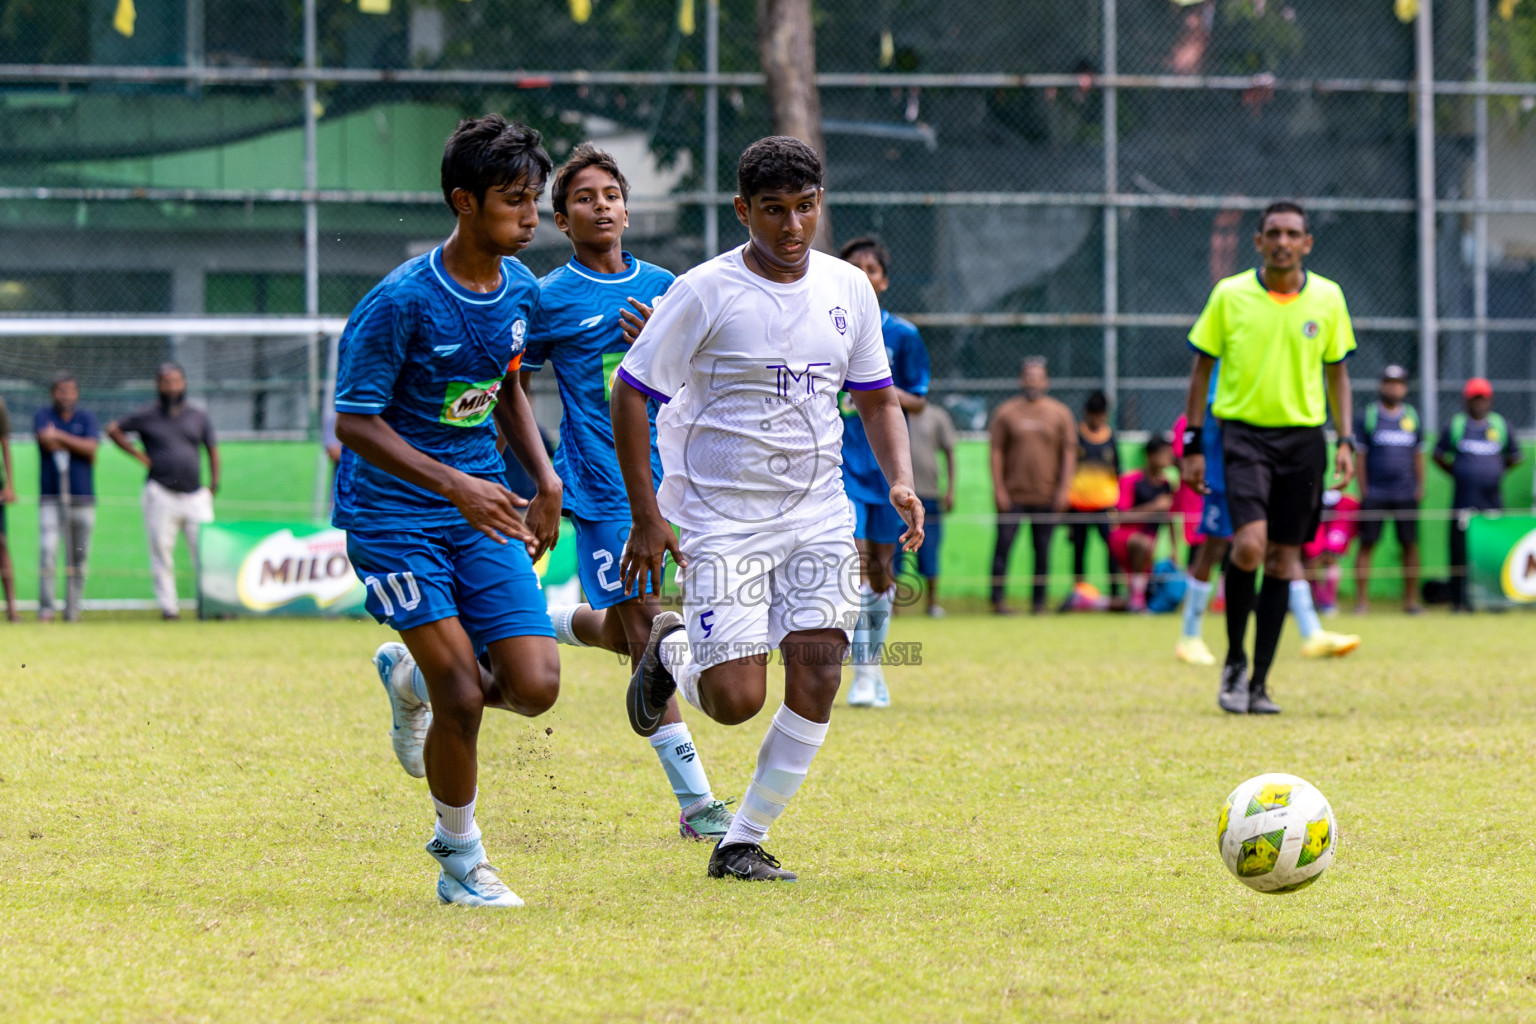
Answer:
[
  {"left": 1433, "top": 377, "right": 1521, "bottom": 612},
  {"left": 1353, "top": 365, "right": 1424, "bottom": 615},
  {"left": 107, "top": 364, "right": 221, "bottom": 619}
]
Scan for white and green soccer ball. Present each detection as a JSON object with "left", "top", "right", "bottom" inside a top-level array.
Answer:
[{"left": 1217, "top": 773, "right": 1337, "bottom": 894}]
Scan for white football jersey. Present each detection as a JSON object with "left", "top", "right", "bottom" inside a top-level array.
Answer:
[{"left": 617, "top": 246, "right": 892, "bottom": 534}]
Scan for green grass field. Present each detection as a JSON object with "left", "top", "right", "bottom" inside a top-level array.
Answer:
[{"left": 4, "top": 611, "right": 1535, "bottom": 1022}]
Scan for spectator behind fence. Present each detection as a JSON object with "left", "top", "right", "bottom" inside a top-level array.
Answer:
[
  {"left": 905, "top": 400, "right": 957, "bottom": 617},
  {"left": 107, "top": 364, "right": 220, "bottom": 620},
  {"left": 34, "top": 375, "right": 99, "bottom": 622},
  {"left": 1353, "top": 364, "right": 1424, "bottom": 615},
  {"left": 1433, "top": 377, "right": 1521, "bottom": 613},
  {"left": 988, "top": 356, "right": 1076, "bottom": 615},
  {"left": 0, "top": 394, "right": 17, "bottom": 622},
  {"left": 1067, "top": 390, "right": 1121, "bottom": 597}
]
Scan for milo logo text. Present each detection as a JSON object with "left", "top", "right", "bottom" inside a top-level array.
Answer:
[{"left": 440, "top": 378, "right": 502, "bottom": 427}]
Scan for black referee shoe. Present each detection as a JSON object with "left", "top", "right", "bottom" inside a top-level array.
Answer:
[
  {"left": 1218, "top": 657, "right": 1250, "bottom": 715},
  {"left": 708, "top": 842, "right": 798, "bottom": 882},
  {"left": 626, "top": 610, "right": 683, "bottom": 737},
  {"left": 1248, "top": 680, "right": 1282, "bottom": 715}
]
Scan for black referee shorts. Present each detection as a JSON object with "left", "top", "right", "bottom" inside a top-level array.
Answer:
[{"left": 1221, "top": 420, "right": 1327, "bottom": 547}]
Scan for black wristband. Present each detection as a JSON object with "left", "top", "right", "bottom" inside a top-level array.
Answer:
[
  {"left": 1337, "top": 435, "right": 1356, "bottom": 452},
  {"left": 1182, "top": 426, "right": 1204, "bottom": 456}
]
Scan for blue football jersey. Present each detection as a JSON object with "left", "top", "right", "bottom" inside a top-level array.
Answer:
[
  {"left": 332, "top": 246, "right": 538, "bottom": 530},
  {"left": 840, "top": 309, "right": 931, "bottom": 505},
  {"left": 523, "top": 253, "right": 672, "bottom": 520}
]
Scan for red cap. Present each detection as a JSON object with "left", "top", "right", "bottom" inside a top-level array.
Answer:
[{"left": 1464, "top": 377, "right": 1493, "bottom": 399}]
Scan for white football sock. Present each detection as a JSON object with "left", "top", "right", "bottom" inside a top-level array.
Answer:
[
  {"left": 432, "top": 789, "right": 478, "bottom": 842},
  {"left": 658, "top": 629, "right": 703, "bottom": 711},
  {"left": 721, "top": 704, "right": 829, "bottom": 849},
  {"left": 548, "top": 604, "right": 590, "bottom": 647}
]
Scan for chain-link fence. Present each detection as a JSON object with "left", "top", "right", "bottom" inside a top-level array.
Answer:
[{"left": 0, "top": 0, "right": 1534, "bottom": 436}]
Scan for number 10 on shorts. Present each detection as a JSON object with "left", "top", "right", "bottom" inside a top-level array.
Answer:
[{"left": 365, "top": 572, "right": 422, "bottom": 616}]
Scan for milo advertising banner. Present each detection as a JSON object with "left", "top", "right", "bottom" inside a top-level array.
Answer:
[
  {"left": 1467, "top": 514, "right": 1536, "bottom": 610},
  {"left": 198, "top": 520, "right": 579, "bottom": 618}
]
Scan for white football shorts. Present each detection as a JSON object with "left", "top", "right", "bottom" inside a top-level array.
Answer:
[{"left": 675, "top": 516, "right": 861, "bottom": 671}]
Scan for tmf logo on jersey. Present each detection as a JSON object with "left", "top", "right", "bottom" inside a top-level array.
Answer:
[{"left": 767, "top": 362, "right": 831, "bottom": 401}]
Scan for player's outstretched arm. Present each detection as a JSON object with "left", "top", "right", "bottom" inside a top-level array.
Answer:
[
  {"left": 1324, "top": 360, "right": 1354, "bottom": 489},
  {"left": 850, "top": 385, "right": 925, "bottom": 553},
  {"left": 493, "top": 382, "right": 562, "bottom": 560},
  {"left": 1181, "top": 353, "right": 1217, "bottom": 493},
  {"left": 611, "top": 377, "right": 685, "bottom": 593},
  {"left": 334, "top": 412, "right": 534, "bottom": 548}
]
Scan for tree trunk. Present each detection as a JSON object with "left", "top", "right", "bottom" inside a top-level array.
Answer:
[{"left": 756, "top": 0, "right": 833, "bottom": 250}]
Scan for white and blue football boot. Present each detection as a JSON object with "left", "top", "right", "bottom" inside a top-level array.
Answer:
[
  {"left": 373, "top": 642, "right": 431, "bottom": 779},
  {"left": 436, "top": 861, "right": 525, "bottom": 908}
]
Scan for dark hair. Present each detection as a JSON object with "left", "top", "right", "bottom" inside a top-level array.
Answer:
[
  {"left": 1145, "top": 436, "right": 1172, "bottom": 458},
  {"left": 1084, "top": 390, "right": 1108, "bottom": 415},
  {"left": 737, "top": 136, "right": 823, "bottom": 203},
  {"left": 1259, "top": 200, "right": 1308, "bottom": 233},
  {"left": 441, "top": 115, "right": 553, "bottom": 213},
  {"left": 51, "top": 373, "right": 78, "bottom": 390},
  {"left": 1022, "top": 355, "right": 1047, "bottom": 372},
  {"left": 156, "top": 362, "right": 185, "bottom": 380},
  {"left": 838, "top": 236, "right": 890, "bottom": 275},
  {"left": 551, "top": 143, "right": 630, "bottom": 218}
]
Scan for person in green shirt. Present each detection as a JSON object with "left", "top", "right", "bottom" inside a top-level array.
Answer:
[{"left": 1181, "top": 201, "right": 1356, "bottom": 716}]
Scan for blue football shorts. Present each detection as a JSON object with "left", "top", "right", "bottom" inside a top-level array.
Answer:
[
  {"left": 571, "top": 515, "right": 666, "bottom": 611},
  {"left": 346, "top": 519, "right": 553, "bottom": 649},
  {"left": 851, "top": 497, "right": 907, "bottom": 545},
  {"left": 1200, "top": 417, "right": 1233, "bottom": 540}
]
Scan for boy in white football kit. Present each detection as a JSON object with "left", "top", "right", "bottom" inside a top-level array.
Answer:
[{"left": 612, "top": 136, "right": 924, "bottom": 881}]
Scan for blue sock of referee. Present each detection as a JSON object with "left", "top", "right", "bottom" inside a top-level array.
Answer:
[
  {"left": 1224, "top": 566, "right": 1258, "bottom": 665},
  {"left": 1249, "top": 576, "right": 1291, "bottom": 691}
]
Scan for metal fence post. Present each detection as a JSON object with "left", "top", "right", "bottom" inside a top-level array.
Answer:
[
  {"left": 1473, "top": 0, "right": 1489, "bottom": 381},
  {"left": 1102, "top": 0, "right": 1118, "bottom": 420},
  {"left": 1415, "top": 0, "right": 1438, "bottom": 432},
  {"left": 703, "top": 0, "right": 720, "bottom": 258}
]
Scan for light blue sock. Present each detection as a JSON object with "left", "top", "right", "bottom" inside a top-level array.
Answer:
[
  {"left": 1182, "top": 576, "right": 1213, "bottom": 638},
  {"left": 850, "top": 584, "right": 873, "bottom": 665},
  {"left": 650, "top": 722, "right": 712, "bottom": 810},
  {"left": 425, "top": 793, "right": 483, "bottom": 880},
  {"left": 865, "top": 587, "right": 895, "bottom": 669},
  {"left": 1288, "top": 579, "right": 1322, "bottom": 640}
]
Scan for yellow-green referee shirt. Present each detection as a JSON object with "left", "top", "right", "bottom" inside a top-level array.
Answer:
[{"left": 1189, "top": 269, "right": 1356, "bottom": 428}]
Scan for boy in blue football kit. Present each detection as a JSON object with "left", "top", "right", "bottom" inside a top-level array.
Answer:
[
  {"left": 837, "top": 237, "right": 931, "bottom": 709},
  {"left": 333, "top": 116, "right": 562, "bottom": 908},
  {"left": 520, "top": 144, "right": 733, "bottom": 841}
]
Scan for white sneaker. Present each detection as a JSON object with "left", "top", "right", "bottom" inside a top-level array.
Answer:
[
  {"left": 373, "top": 642, "right": 431, "bottom": 779},
  {"left": 847, "top": 670, "right": 877, "bottom": 707},
  {"left": 437, "top": 862, "right": 524, "bottom": 908},
  {"left": 870, "top": 675, "right": 891, "bottom": 709}
]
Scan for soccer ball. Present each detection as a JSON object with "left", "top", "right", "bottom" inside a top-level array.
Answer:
[{"left": 1216, "top": 773, "right": 1337, "bottom": 893}]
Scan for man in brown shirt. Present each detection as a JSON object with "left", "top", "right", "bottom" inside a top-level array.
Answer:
[{"left": 989, "top": 357, "right": 1076, "bottom": 614}]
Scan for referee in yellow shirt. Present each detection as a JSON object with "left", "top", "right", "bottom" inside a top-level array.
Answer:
[{"left": 1181, "top": 201, "right": 1356, "bottom": 715}]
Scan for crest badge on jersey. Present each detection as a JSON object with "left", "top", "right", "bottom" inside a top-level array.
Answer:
[
  {"left": 511, "top": 318, "right": 528, "bottom": 345},
  {"left": 828, "top": 306, "right": 848, "bottom": 336},
  {"left": 1302, "top": 320, "right": 1320, "bottom": 339}
]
